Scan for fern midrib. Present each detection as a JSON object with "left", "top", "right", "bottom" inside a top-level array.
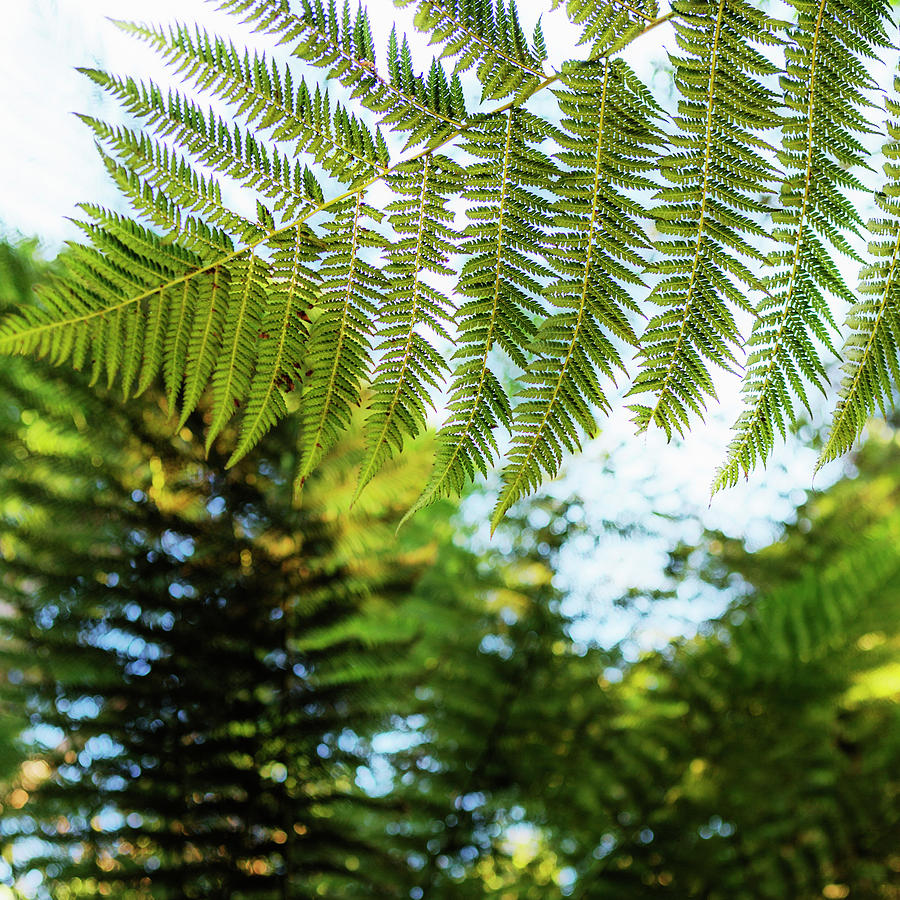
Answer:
[
  {"left": 497, "top": 60, "right": 612, "bottom": 520},
  {"left": 609, "top": 0, "right": 656, "bottom": 23},
  {"left": 728, "top": 0, "right": 827, "bottom": 455},
  {"left": 0, "top": 13, "right": 675, "bottom": 352},
  {"left": 301, "top": 193, "right": 366, "bottom": 477},
  {"left": 164, "top": 280, "right": 192, "bottom": 406},
  {"left": 237, "top": 227, "right": 307, "bottom": 450},
  {"left": 821, "top": 218, "right": 900, "bottom": 463},
  {"left": 179, "top": 266, "right": 223, "bottom": 424},
  {"left": 427, "top": 109, "right": 516, "bottom": 498},
  {"left": 427, "top": 1, "right": 547, "bottom": 78},
  {"left": 644, "top": 0, "right": 726, "bottom": 430},
  {"left": 293, "top": 15, "right": 465, "bottom": 128},
  {"left": 209, "top": 255, "right": 257, "bottom": 441},
  {"left": 357, "top": 158, "right": 433, "bottom": 493}
]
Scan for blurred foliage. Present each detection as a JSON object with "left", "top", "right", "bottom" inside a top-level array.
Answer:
[{"left": 0, "top": 239, "right": 899, "bottom": 898}]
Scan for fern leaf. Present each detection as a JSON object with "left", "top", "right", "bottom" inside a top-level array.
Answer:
[
  {"left": 179, "top": 265, "right": 231, "bottom": 426},
  {"left": 205, "top": 254, "right": 271, "bottom": 448},
  {"left": 819, "top": 72, "right": 900, "bottom": 467},
  {"left": 229, "top": 226, "right": 320, "bottom": 464},
  {"left": 629, "top": 0, "right": 781, "bottom": 439},
  {"left": 552, "top": 0, "right": 661, "bottom": 54},
  {"left": 493, "top": 58, "right": 664, "bottom": 529},
  {"left": 222, "top": 0, "right": 467, "bottom": 148},
  {"left": 82, "top": 116, "right": 269, "bottom": 245},
  {"left": 78, "top": 68, "right": 319, "bottom": 221},
  {"left": 406, "top": 109, "right": 556, "bottom": 519},
  {"left": 355, "top": 155, "right": 462, "bottom": 499},
  {"left": 714, "top": 0, "right": 891, "bottom": 491},
  {"left": 395, "top": 0, "right": 547, "bottom": 101},
  {"left": 98, "top": 151, "right": 236, "bottom": 257},
  {"left": 297, "top": 195, "right": 387, "bottom": 487},
  {"left": 114, "top": 20, "right": 390, "bottom": 182}
]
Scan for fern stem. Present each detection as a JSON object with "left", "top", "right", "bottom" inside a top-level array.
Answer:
[
  {"left": 0, "top": 11, "right": 676, "bottom": 354},
  {"left": 642, "top": 0, "right": 726, "bottom": 431},
  {"left": 493, "top": 59, "right": 613, "bottom": 530}
]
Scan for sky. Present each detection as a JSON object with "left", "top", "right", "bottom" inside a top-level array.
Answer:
[{"left": 0, "top": 0, "right": 886, "bottom": 653}]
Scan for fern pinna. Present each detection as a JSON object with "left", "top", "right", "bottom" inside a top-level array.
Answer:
[{"left": 0, "top": 0, "right": 898, "bottom": 518}]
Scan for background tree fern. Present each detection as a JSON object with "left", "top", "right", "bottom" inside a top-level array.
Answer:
[{"left": 2, "top": 0, "right": 900, "bottom": 517}]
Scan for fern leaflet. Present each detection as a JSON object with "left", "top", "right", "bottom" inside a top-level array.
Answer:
[{"left": 819, "top": 69, "right": 900, "bottom": 467}]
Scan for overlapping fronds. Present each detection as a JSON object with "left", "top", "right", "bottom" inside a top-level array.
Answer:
[
  {"left": 714, "top": 0, "right": 891, "bottom": 490},
  {"left": 4, "top": 0, "right": 900, "bottom": 520},
  {"left": 356, "top": 155, "right": 462, "bottom": 497},
  {"left": 819, "top": 70, "right": 900, "bottom": 467},
  {"left": 221, "top": 0, "right": 468, "bottom": 148},
  {"left": 297, "top": 194, "right": 387, "bottom": 486},
  {"left": 552, "top": 0, "right": 661, "bottom": 54},
  {"left": 116, "top": 19, "right": 391, "bottom": 182},
  {"left": 492, "top": 59, "right": 663, "bottom": 529},
  {"left": 407, "top": 109, "right": 557, "bottom": 518},
  {"left": 630, "top": 0, "right": 781, "bottom": 439},
  {"left": 396, "top": 0, "right": 549, "bottom": 101}
]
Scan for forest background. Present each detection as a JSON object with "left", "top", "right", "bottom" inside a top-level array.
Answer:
[{"left": 0, "top": 1, "right": 898, "bottom": 898}]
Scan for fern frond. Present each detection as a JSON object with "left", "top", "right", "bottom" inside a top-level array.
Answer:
[
  {"left": 395, "top": 0, "right": 548, "bottom": 101},
  {"left": 297, "top": 195, "right": 387, "bottom": 487},
  {"left": 82, "top": 116, "right": 269, "bottom": 245},
  {"left": 629, "top": 0, "right": 781, "bottom": 439},
  {"left": 714, "top": 0, "right": 891, "bottom": 491},
  {"left": 0, "top": 212, "right": 203, "bottom": 404},
  {"left": 178, "top": 265, "right": 231, "bottom": 424},
  {"left": 229, "top": 226, "right": 319, "bottom": 464},
  {"left": 113, "top": 20, "right": 390, "bottom": 182},
  {"left": 221, "top": 0, "right": 468, "bottom": 148},
  {"left": 79, "top": 68, "right": 319, "bottom": 221},
  {"left": 493, "top": 58, "right": 664, "bottom": 529},
  {"left": 355, "top": 155, "right": 462, "bottom": 498},
  {"left": 819, "top": 73, "right": 900, "bottom": 467},
  {"left": 98, "top": 151, "right": 236, "bottom": 257},
  {"left": 552, "top": 0, "right": 661, "bottom": 54},
  {"left": 406, "top": 109, "right": 556, "bottom": 519},
  {"left": 205, "top": 253, "right": 271, "bottom": 448}
]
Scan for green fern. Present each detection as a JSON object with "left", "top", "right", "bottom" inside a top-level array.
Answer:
[
  {"left": 492, "top": 58, "right": 663, "bottom": 529},
  {"left": 407, "top": 108, "right": 557, "bottom": 519},
  {"left": 297, "top": 194, "right": 387, "bottom": 487},
  {"left": 819, "top": 68, "right": 900, "bottom": 467},
  {"left": 3, "top": 0, "right": 900, "bottom": 522},
  {"left": 355, "top": 155, "right": 462, "bottom": 498},
  {"left": 629, "top": 0, "right": 782, "bottom": 439},
  {"left": 396, "top": 0, "right": 549, "bottom": 101},
  {"left": 223, "top": 0, "right": 468, "bottom": 147},
  {"left": 714, "top": 0, "right": 891, "bottom": 490}
]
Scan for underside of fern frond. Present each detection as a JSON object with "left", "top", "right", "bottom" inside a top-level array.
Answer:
[
  {"left": 818, "top": 66, "right": 900, "bottom": 468},
  {"left": 713, "top": 0, "right": 891, "bottom": 491},
  {"left": 3, "top": 0, "right": 900, "bottom": 525},
  {"left": 629, "top": 0, "right": 781, "bottom": 439}
]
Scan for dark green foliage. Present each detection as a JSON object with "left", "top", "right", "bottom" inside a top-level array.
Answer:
[{"left": 0, "top": 245, "right": 442, "bottom": 898}]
